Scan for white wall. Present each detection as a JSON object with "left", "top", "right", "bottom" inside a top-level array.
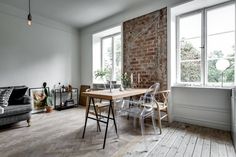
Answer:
[
  {"left": 172, "top": 86, "right": 232, "bottom": 130},
  {"left": 0, "top": 3, "right": 80, "bottom": 89},
  {"left": 80, "top": 0, "right": 192, "bottom": 86}
]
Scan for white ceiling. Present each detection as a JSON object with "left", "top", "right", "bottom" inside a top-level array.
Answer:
[{"left": 0, "top": 0, "right": 158, "bottom": 28}]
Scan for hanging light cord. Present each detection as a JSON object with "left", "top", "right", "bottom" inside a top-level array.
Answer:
[
  {"left": 27, "top": 0, "right": 32, "bottom": 26},
  {"left": 29, "top": 0, "right": 31, "bottom": 14}
]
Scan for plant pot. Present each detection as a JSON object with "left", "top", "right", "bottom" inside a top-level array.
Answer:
[{"left": 45, "top": 106, "right": 53, "bottom": 113}]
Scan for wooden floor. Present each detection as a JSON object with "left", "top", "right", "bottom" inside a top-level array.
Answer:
[{"left": 0, "top": 107, "right": 235, "bottom": 157}]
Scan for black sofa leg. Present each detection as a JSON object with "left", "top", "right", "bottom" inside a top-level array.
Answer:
[{"left": 27, "top": 118, "right": 31, "bottom": 127}]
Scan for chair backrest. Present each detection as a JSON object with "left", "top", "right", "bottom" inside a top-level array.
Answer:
[
  {"left": 142, "top": 83, "right": 160, "bottom": 102},
  {"left": 140, "top": 83, "right": 160, "bottom": 112},
  {"left": 156, "top": 90, "right": 170, "bottom": 108}
]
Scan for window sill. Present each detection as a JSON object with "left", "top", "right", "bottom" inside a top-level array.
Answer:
[{"left": 171, "top": 84, "right": 233, "bottom": 90}]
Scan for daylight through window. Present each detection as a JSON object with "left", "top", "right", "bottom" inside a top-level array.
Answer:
[
  {"left": 177, "top": 2, "right": 235, "bottom": 86},
  {"left": 92, "top": 26, "right": 121, "bottom": 83}
]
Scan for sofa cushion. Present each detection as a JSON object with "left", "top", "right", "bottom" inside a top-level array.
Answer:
[
  {"left": 0, "top": 112, "right": 31, "bottom": 126},
  {"left": 9, "top": 86, "right": 28, "bottom": 105},
  {"left": 0, "top": 104, "right": 32, "bottom": 118},
  {"left": 0, "top": 88, "right": 13, "bottom": 107}
]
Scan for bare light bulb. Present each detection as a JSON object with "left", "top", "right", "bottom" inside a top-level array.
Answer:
[
  {"left": 27, "top": 13, "right": 32, "bottom": 26},
  {"left": 28, "top": 20, "right": 32, "bottom": 26}
]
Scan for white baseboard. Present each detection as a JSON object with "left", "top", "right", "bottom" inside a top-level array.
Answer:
[{"left": 173, "top": 115, "right": 230, "bottom": 131}]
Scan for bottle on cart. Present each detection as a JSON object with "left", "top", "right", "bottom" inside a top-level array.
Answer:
[
  {"left": 62, "top": 85, "right": 65, "bottom": 92},
  {"left": 57, "top": 82, "right": 61, "bottom": 91}
]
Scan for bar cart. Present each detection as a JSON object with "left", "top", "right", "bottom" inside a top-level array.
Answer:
[{"left": 53, "top": 88, "right": 78, "bottom": 110}]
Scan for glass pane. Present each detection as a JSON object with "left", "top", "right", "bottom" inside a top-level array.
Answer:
[
  {"left": 207, "top": 4, "right": 235, "bottom": 85},
  {"left": 179, "top": 13, "right": 201, "bottom": 39},
  {"left": 207, "top": 32, "right": 235, "bottom": 59},
  {"left": 180, "top": 39, "right": 201, "bottom": 60},
  {"left": 181, "top": 61, "right": 201, "bottom": 82},
  {"left": 179, "top": 13, "right": 202, "bottom": 83},
  {"left": 114, "top": 34, "right": 121, "bottom": 81},
  {"left": 208, "top": 59, "right": 234, "bottom": 83},
  {"left": 102, "top": 37, "right": 112, "bottom": 74},
  {"left": 207, "top": 4, "right": 235, "bottom": 35}
]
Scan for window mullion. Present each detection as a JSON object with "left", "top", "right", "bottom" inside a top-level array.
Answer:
[
  {"left": 235, "top": 2, "right": 236, "bottom": 85},
  {"left": 112, "top": 36, "right": 115, "bottom": 81},
  {"left": 202, "top": 9, "right": 207, "bottom": 86},
  {"left": 176, "top": 16, "right": 181, "bottom": 83},
  {"left": 101, "top": 39, "right": 104, "bottom": 70}
]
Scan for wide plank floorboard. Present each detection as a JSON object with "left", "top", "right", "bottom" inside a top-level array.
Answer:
[{"left": 0, "top": 107, "right": 235, "bottom": 157}]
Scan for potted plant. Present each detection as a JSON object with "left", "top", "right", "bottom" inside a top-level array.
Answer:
[{"left": 94, "top": 68, "right": 111, "bottom": 83}]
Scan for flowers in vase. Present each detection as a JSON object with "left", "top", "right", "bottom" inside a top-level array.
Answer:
[{"left": 121, "top": 73, "right": 131, "bottom": 89}]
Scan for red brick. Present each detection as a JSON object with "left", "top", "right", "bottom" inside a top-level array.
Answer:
[{"left": 123, "top": 8, "right": 167, "bottom": 90}]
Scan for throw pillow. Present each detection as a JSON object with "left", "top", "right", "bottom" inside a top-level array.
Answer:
[
  {"left": 0, "top": 88, "right": 13, "bottom": 107},
  {"left": 9, "top": 86, "right": 28, "bottom": 105},
  {"left": 9, "top": 96, "right": 32, "bottom": 105}
]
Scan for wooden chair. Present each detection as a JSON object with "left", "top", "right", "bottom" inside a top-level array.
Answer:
[
  {"left": 79, "top": 85, "right": 90, "bottom": 106},
  {"left": 155, "top": 90, "right": 170, "bottom": 134}
]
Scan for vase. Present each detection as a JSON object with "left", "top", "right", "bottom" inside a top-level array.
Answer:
[{"left": 46, "top": 106, "right": 53, "bottom": 113}]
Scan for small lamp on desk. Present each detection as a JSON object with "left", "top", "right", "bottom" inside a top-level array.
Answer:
[{"left": 216, "top": 59, "right": 230, "bottom": 87}]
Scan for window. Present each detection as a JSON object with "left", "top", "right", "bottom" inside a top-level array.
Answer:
[
  {"left": 101, "top": 34, "right": 121, "bottom": 81},
  {"left": 92, "top": 26, "right": 122, "bottom": 83},
  {"left": 177, "top": 2, "right": 235, "bottom": 86}
]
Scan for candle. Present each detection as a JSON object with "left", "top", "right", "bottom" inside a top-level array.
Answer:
[
  {"left": 138, "top": 73, "right": 140, "bottom": 84},
  {"left": 130, "top": 73, "right": 133, "bottom": 85}
]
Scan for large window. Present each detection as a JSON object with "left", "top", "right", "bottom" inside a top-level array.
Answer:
[
  {"left": 101, "top": 34, "right": 121, "bottom": 81},
  {"left": 92, "top": 26, "right": 122, "bottom": 83},
  {"left": 177, "top": 2, "right": 235, "bottom": 86}
]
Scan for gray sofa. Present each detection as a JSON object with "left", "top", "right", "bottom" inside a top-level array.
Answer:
[{"left": 0, "top": 86, "right": 32, "bottom": 127}]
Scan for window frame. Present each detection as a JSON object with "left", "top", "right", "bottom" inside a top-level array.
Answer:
[
  {"left": 176, "top": 1, "right": 236, "bottom": 86},
  {"left": 100, "top": 32, "right": 121, "bottom": 81},
  {"left": 176, "top": 10, "right": 204, "bottom": 85}
]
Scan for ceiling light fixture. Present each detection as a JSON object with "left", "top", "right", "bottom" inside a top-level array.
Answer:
[{"left": 27, "top": 0, "right": 32, "bottom": 26}]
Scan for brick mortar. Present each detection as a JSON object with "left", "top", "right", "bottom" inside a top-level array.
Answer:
[{"left": 123, "top": 8, "right": 167, "bottom": 90}]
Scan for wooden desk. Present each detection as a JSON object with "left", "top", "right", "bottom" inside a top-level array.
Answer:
[{"left": 82, "top": 88, "right": 148, "bottom": 149}]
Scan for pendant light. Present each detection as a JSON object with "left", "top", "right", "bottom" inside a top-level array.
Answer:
[{"left": 27, "top": 0, "right": 32, "bottom": 26}]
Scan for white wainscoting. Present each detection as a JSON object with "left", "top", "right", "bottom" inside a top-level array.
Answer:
[{"left": 172, "top": 86, "right": 232, "bottom": 131}]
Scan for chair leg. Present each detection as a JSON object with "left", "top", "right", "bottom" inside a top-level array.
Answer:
[
  {"left": 151, "top": 113, "right": 157, "bottom": 134},
  {"left": 166, "top": 108, "right": 169, "bottom": 123},
  {"left": 133, "top": 117, "right": 137, "bottom": 128},
  {"left": 140, "top": 117, "right": 149, "bottom": 152},
  {"left": 27, "top": 118, "right": 31, "bottom": 127},
  {"left": 157, "top": 110, "right": 162, "bottom": 134},
  {"left": 140, "top": 117, "right": 145, "bottom": 136}
]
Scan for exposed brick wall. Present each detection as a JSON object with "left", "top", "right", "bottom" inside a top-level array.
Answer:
[{"left": 123, "top": 7, "right": 167, "bottom": 90}]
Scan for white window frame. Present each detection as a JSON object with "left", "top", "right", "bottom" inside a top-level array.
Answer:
[
  {"left": 176, "top": 1, "right": 236, "bottom": 86},
  {"left": 101, "top": 32, "right": 121, "bottom": 81}
]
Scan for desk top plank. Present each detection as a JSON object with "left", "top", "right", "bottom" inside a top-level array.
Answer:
[{"left": 83, "top": 88, "right": 148, "bottom": 100}]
